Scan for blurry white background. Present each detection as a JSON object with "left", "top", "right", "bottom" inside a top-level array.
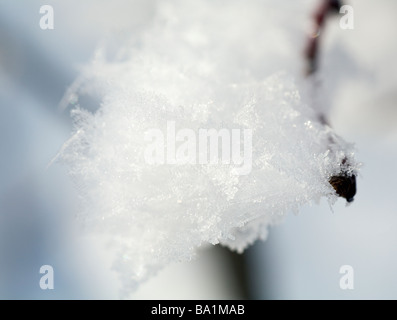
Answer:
[{"left": 0, "top": 0, "right": 396, "bottom": 299}]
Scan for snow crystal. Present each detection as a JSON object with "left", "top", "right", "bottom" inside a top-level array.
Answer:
[{"left": 57, "top": 0, "right": 358, "bottom": 295}]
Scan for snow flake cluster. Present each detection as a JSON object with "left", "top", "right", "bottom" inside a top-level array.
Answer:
[{"left": 57, "top": 0, "right": 358, "bottom": 294}]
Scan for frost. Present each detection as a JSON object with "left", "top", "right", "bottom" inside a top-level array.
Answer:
[{"left": 57, "top": 0, "right": 359, "bottom": 295}]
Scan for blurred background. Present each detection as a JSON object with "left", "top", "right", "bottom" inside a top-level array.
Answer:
[{"left": 1, "top": 0, "right": 397, "bottom": 299}]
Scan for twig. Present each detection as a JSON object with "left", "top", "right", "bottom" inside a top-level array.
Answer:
[
  {"left": 305, "top": 0, "right": 357, "bottom": 202},
  {"left": 304, "top": 0, "right": 342, "bottom": 76}
]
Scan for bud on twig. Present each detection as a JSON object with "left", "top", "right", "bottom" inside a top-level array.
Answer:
[{"left": 304, "top": 0, "right": 357, "bottom": 202}]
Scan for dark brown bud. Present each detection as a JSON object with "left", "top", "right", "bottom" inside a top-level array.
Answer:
[{"left": 329, "top": 173, "right": 356, "bottom": 202}]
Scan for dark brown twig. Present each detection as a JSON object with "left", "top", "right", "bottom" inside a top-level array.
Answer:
[
  {"left": 304, "top": 0, "right": 342, "bottom": 76},
  {"left": 304, "top": 0, "right": 357, "bottom": 202}
]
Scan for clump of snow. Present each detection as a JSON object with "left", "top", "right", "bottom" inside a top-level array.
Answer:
[{"left": 57, "top": 0, "right": 358, "bottom": 294}]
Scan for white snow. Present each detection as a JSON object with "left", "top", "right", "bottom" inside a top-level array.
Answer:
[{"left": 56, "top": 0, "right": 359, "bottom": 294}]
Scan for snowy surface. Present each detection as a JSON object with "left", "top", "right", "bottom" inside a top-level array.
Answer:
[
  {"left": 1, "top": 0, "right": 396, "bottom": 299},
  {"left": 55, "top": 0, "right": 358, "bottom": 293}
]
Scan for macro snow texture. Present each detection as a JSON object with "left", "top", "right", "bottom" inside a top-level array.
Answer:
[{"left": 57, "top": 0, "right": 358, "bottom": 294}]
